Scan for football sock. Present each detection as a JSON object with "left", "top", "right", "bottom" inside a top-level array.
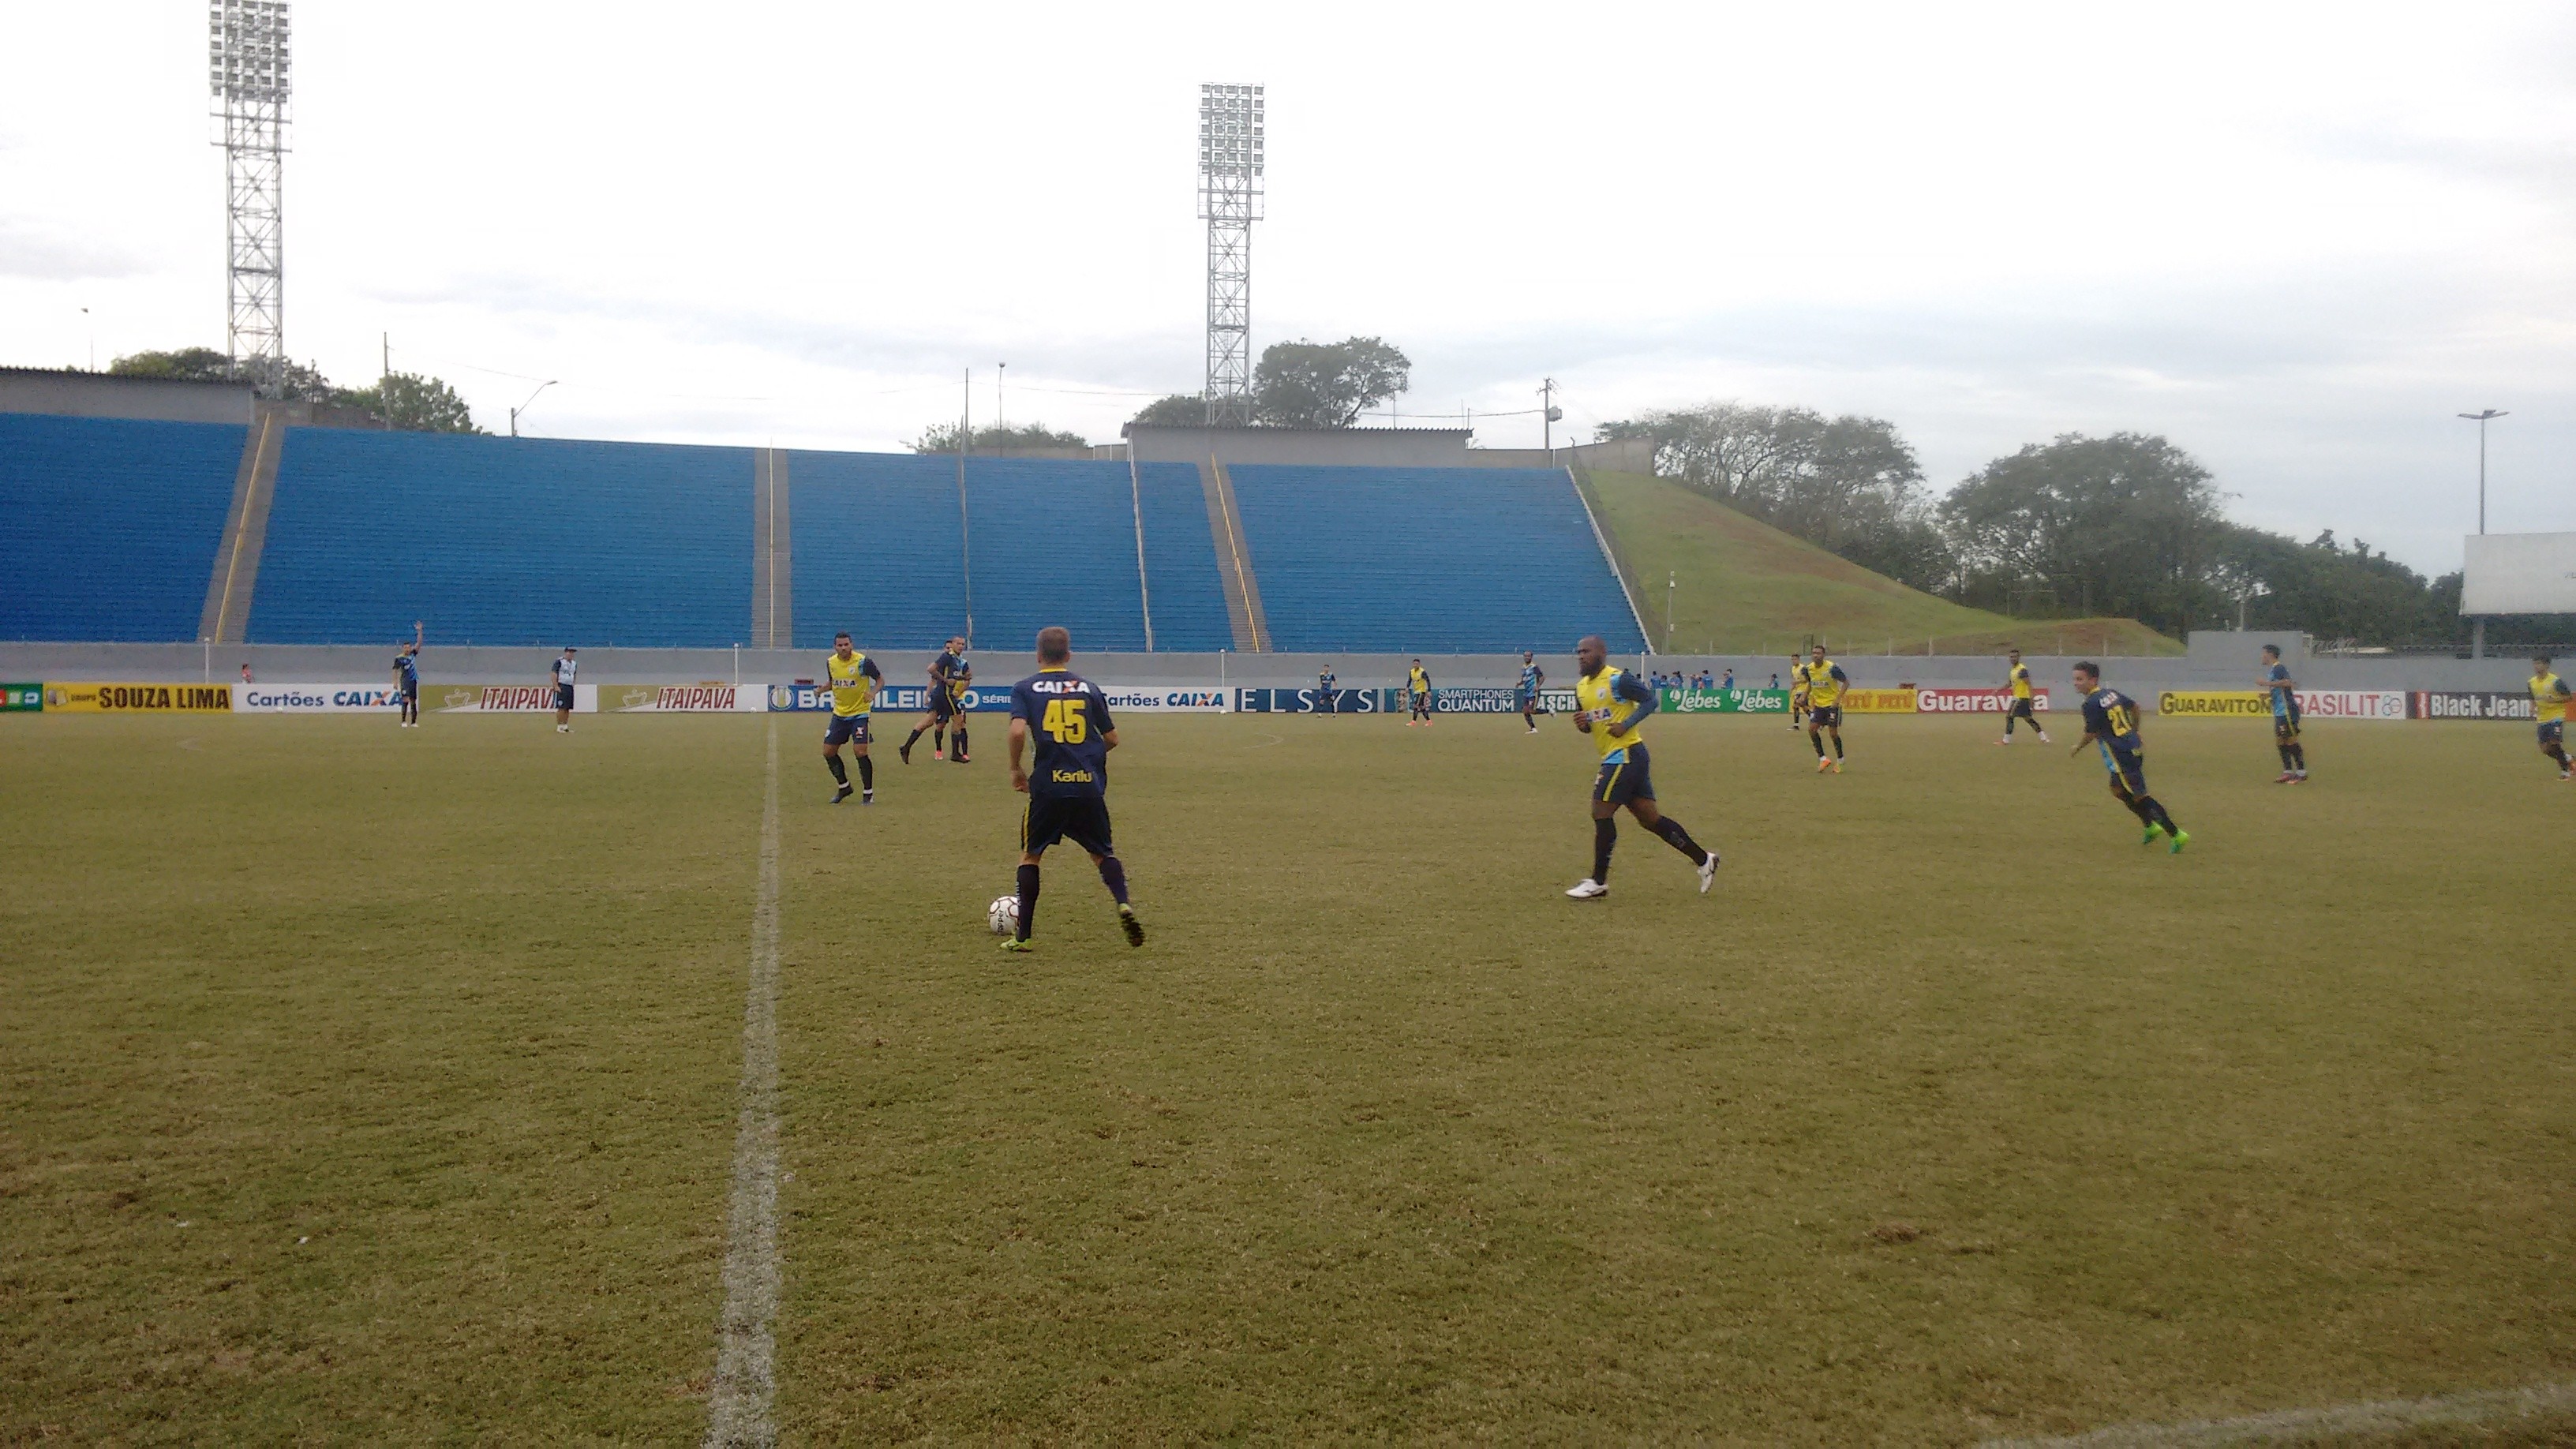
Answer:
[
  {"left": 1810, "top": 732, "right": 1826, "bottom": 758},
  {"left": 1096, "top": 855, "right": 1129, "bottom": 905},
  {"left": 856, "top": 755, "right": 873, "bottom": 790},
  {"left": 904, "top": 727, "right": 927, "bottom": 751},
  {"left": 1652, "top": 815, "right": 1709, "bottom": 866},
  {"left": 2290, "top": 743, "right": 2306, "bottom": 770},
  {"left": 952, "top": 727, "right": 968, "bottom": 756},
  {"left": 2276, "top": 743, "right": 2294, "bottom": 770},
  {"left": 1833, "top": 735, "right": 1844, "bottom": 759},
  {"left": 2547, "top": 742, "right": 2570, "bottom": 769},
  {"left": 1015, "top": 863, "right": 1040, "bottom": 942},
  {"left": 1593, "top": 816, "right": 1616, "bottom": 883},
  {"left": 2144, "top": 796, "right": 2178, "bottom": 834},
  {"left": 934, "top": 728, "right": 946, "bottom": 753},
  {"left": 825, "top": 754, "right": 848, "bottom": 784}
]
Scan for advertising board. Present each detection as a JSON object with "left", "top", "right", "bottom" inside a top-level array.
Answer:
[
  {"left": 1096, "top": 687, "right": 1232, "bottom": 712},
  {"left": 2461, "top": 530, "right": 2576, "bottom": 615},
  {"left": 1837, "top": 688, "right": 1919, "bottom": 714},
  {"left": 235, "top": 683, "right": 406, "bottom": 713},
  {"left": 2, "top": 683, "right": 42, "bottom": 712},
  {"left": 2411, "top": 691, "right": 2536, "bottom": 721},
  {"left": 43, "top": 683, "right": 234, "bottom": 713},
  {"left": 1914, "top": 688, "right": 2052, "bottom": 713},
  {"left": 1391, "top": 686, "right": 1578, "bottom": 714},
  {"left": 2159, "top": 690, "right": 2406, "bottom": 720},
  {"left": 436, "top": 684, "right": 598, "bottom": 713},
  {"left": 1237, "top": 688, "right": 1380, "bottom": 713},
  {"left": 613, "top": 685, "right": 764, "bottom": 713},
  {"left": 1661, "top": 687, "right": 1792, "bottom": 714}
]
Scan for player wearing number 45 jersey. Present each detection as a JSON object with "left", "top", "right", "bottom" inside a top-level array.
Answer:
[
  {"left": 1563, "top": 635, "right": 1719, "bottom": 900},
  {"left": 1002, "top": 627, "right": 1144, "bottom": 952},
  {"left": 2071, "top": 661, "right": 2188, "bottom": 853}
]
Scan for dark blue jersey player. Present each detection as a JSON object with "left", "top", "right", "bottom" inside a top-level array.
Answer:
[
  {"left": 2260, "top": 643, "right": 2307, "bottom": 783},
  {"left": 902, "top": 635, "right": 972, "bottom": 765},
  {"left": 391, "top": 620, "right": 422, "bottom": 728},
  {"left": 1518, "top": 651, "right": 1548, "bottom": 733},
  {"left": 2071, "top": 661, "right": 2188, "bottom": 853},
  {"left": 1003, "top": 626, "right": 1144, "bottom": 952}
]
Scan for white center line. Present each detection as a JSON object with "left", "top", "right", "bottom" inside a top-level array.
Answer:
[
  {"left": 705, "top": 721, "right": 783, "bottom": 1447},
  {"left": 1982, "top": 1378, "right": 2576, "bottom": 1448}
]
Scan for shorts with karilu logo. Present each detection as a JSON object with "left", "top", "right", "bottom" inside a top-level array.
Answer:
[{"left": 1592, "top": 743, "right": 1655, "bottom": 806}]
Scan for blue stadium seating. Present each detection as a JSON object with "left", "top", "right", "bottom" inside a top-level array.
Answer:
[
  {"left": 786, "top": 450, "right": 966, "bottom": 651},
  {"left": 1133, "top": 462, "right": 1235, "bottom": 650},
  {"left": 253, "top": 429, "right": 754, "bottom": 646},
  {"left": 0, "top": 413, "right": 244, "bottom": 641},
  {"left": 1226, "top": 465, "right": 1644, "bottom": 653}
]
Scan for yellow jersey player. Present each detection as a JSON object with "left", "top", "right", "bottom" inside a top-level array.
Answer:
[
  {"left": 2532, "top": 654, "right": 2574, "bottom": 780},
  {"left": 1406, "top": 661, "right": 1434, "bottom": 725},
  {"left": 1994, "top": 646, "right": 2050, "bottom": 744},
  {"left": 822, "top": 631, "right": 883, "bottom": 804},
  {"left": 1563, "top": 635, "right": 1719, "bottom": 900},
  {"left": 1787, "top": 654, "right": 1808, "bottom": 731},
  {"left": 1798, "top": 646, "right": 1849, "bottom": 772}
]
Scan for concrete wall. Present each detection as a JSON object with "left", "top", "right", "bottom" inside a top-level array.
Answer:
[
  {"left": 0, "top": 639, "right": 2543, "bottom": 693},
  {"left": 0, "top": 369, "right": 387, "bottom": 429},
  {"left": 1123, "top": 425, "right": 1472, "bottom": 467},
  {"left": 1460, "top": 439, "right": 1657, "bottom": 474}
]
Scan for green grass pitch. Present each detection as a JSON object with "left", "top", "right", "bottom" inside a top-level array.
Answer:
[{"left": 3, "top": 708, "right": 2570, "bottom": 1442}]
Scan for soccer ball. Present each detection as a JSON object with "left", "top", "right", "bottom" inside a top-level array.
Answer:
[{"left": 987, "top": 894, "right": 1019, "bottom": 936}]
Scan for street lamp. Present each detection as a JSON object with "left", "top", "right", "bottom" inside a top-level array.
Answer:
[
  {"left": 2457, "top": 409, "right": 2507, "bottom": 535},
  {"left": 511, "top": 380, "right": 559, "bottom": 438}
]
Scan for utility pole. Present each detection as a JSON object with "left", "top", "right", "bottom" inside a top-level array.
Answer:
[
  {"left": 997, "top": 361, "right": 1005, "bottom": 440},
  {"left": 1665, "top": 570, "right": 1676, "bottom": 653},
  {"left": 2458, "top": 408, "right": 2507, "bottom": 658},
  {"left": 1541, "top": 377, "right": 1562, "bottom": 464}
]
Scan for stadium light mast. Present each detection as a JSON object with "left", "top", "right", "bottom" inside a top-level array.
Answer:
[
  {"left": 211, "top": 1, "right": 290, "bottom": 398},
  {"left": 2457, "top": 409, "right": 2507, "bottom": 536},
  {"left": 1198, "top": 84, "right": 1264, "bottom": 426}
]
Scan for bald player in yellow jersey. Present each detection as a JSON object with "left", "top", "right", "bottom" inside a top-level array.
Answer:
[
  {"left": 1797, "top": 645, "right": 1850, "bottom": 772},
  {"left": 1563, "top": 635, "right": 1720, "bottom": 900},
  {"left": 2532, "top": 654, "right": 2574, "bottom": 781}
]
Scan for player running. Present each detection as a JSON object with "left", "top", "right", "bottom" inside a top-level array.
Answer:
[
  {"left": 1994, "top": 646, "right": 2049, "bottom": 744},
  {"left": 1518, "top": 652, "right": 1547, "bottom": 733},
  {"left": 1406, "top": 660, "right": 1434, "bottom": 725},
  {"left": 2532, "top": 655, "right": 2574, "bottom": 780},
  {"left": 900, "top": 637, "right": 969, "bottom": 764},
  {"left": 2262, "top": 644, "right": 2307, "bottom": 782},
  {"left": 1787, "top": 655, "right": 1809, "bottom": 731},
  {"left": 822, "top": 631, "right": 882, "bottom": 804},
  {"left": 2070, "top": 661, "right": 2188, "bottom": 852},
  {"left": 1563, "top": 635, "right": 1719, "bottom": 900},
  {"left": 391, "top": 620, "right": 422, "bottom": 728},
  {"left": 1798, "top": 645, "right": 1849, "bottom": 772},
  {"left": 550, "top": 646, "right": 578, "bottom": 733},
  {"left": 1002, "top": 626, "right": 1144, "bottom": 952}
]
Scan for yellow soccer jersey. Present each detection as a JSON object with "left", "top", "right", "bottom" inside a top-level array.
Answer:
[
  {"left": 2008, "top": 662, "right": 2033, "bottom": 699},
  {"left": 2533, "top": 672, "right": 2572, "bottom": 724},
  {"left": 1575, "top": 667, "right": 1651, "bottom": 760},
  {"left": 1799, "top": 658, "right": 1847, "bottom": 708},
  {"left": 826, "top": 650, "right": 878, "bottom": 717},
  {"left": 1408, "top": 667, "right": 1431, "bottom": 695}
]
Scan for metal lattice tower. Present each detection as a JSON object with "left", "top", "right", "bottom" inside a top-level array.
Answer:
[
  {"left": 1197, "top": 84, "right": 1263, "bottom": 426},
  {"left": 211, "top": 1, "right": 290, "bottom": 396}
]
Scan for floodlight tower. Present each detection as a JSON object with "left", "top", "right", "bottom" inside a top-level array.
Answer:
[
  {"left": 1197, "top": 84, "right": 1264, "bottom": 426},
  {"left": 211, "top": 1, "right": 290, "bottom": 396}
]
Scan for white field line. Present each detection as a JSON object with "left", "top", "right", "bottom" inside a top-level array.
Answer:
[
  {"left": 1983, "top": 1379, "right": 2576, "bottom": 1448},
  {"left": 705, "top": 722, "right": 783, "bottom": 1447}
]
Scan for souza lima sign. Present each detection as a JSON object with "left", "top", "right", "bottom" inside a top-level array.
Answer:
[{"left": 44, "top": 683, "right": 234, "bottom": 713}]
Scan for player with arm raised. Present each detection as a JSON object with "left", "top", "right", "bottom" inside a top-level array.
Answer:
[
  {"left": 1564, "top": 635, "right": 1719, "bottom": 900},
  {"left": 2261, "top": 644, "right": 2307, "bottom": 782},
  {"left": 2070, "top": 661, "right": 2188, "bottom": 852},
  {"left": 1003, "top": 626, "right": 1144, "bottom": 952}
]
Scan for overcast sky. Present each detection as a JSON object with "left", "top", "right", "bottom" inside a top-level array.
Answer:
[{"left": 6, "top": 1, "right": 2571, "bottom": 574}]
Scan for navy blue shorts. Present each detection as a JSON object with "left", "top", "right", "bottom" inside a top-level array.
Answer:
[
  {"left": 399, "top": 680, "right": 418, "bottom": 699},
  {"left": 2272, "top": 710, "right": 2301, "bottom": 739},
  {"left": 823, "top": 713, "right": 871, "bottom": 747},
  {"left": 552, "top": 683, "right": 575, "bottom": 711},
  {"left": 1592, "top": 743, "right": 1654, "bottom": 806},
  {"left": 930, "top": 688, "right": 957, "bottom": 721},
  {"left": 2102, "top": 744, "right": 2147, "bottom": 796},
  {"left": 2542, "top": 721, "right": 2564, "bottom": 747},
  {"left": 1023, "top": 794, "right": 1113, "bottom": 855},
  {"left": 1808, "top": 703, "right": 1843, "bottom": 729}
]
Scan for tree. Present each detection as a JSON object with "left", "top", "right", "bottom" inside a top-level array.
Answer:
[
  {"left": 1596, "top": 402, "right": 1955, "bottom": 590},
  {"left": 908, "top": 421, "right": 1091, "bottom": 454},
  {"left": 331, "top": 371, "right": 482, "bottom": 433},
  {"left": 1938, "top": 433, "right": 2230, "bottom": 634},
  {"left": 108, "top": 347, "right": 237, "bottom": 382},
  {"left": 1250, "top": 337, "right": 1410, "bottom": 428},
  {"left": 1128, "top": 394, "right": 1208, "bottom": 427}
]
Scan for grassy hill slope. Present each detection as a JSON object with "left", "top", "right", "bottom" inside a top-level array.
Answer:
[{"left": 1581, "top": 470, "right": 2181, "bottom": 657}]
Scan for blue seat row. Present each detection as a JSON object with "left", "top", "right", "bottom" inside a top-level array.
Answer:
[{"left": 0, "top": 414, "right": 243, "bottom": 642}]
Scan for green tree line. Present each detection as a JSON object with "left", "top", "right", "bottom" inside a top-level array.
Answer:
[
  {"left": 109, "top": 348, "right": 481, "bottom": 433},
  {"left": 1599, "top": 403, "right": 2570, "bottom": 647}
]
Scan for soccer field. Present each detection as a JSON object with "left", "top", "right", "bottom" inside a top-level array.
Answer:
[{"left": 4, "top": 709, "right": 2570, "bottom": 1443}]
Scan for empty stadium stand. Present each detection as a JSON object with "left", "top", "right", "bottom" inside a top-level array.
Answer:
[
  {"left": 1225, "top": 465, "right": 1644, "bottom": 653},
  {"left": 0, "top": 413, "right": 245, "bottom": 642},
  {"left": 0, "top": 413, "right": 1642, "bottom": 653},
  {"left": 252, "top": 429, "right": 754, "bottom": 646}
]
